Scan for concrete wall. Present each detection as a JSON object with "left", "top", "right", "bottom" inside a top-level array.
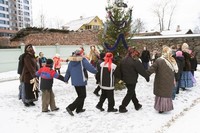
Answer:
[{"left": 0, "top": 44, "right": 91, "bottom": 73}]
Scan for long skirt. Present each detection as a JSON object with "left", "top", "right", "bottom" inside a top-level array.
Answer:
[
  {"left": 154, "top": 96, "right": 173, "bottom": 112},
  {"left": 179, "top": 71, "right": 194, "bottom": 88},
  {"left": 24, "top": 83, "right": 38, "bottom": 103}
]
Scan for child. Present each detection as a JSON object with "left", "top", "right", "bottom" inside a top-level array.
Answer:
[
  {"left": 36, "top": 58, "right": 64, "bottom": 112},
  {"left": 53, "top": 53, "right": 68, "bottom": 74},
  {"left": 96, "top": 52, "right": 118, "bottom": 112}
]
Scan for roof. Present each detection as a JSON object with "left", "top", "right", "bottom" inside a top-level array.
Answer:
[
  {"left": 132, "top": 33, "right": 200, "bottom": 40},
  {"left": 0, "top": 29, "right": 17, "bottom": 34},
  {"left": 160, "top": 29, "right": 193, "bottom": 36},
  {"left": 62, "top": 16, "right": 97, "bottom": 31}
]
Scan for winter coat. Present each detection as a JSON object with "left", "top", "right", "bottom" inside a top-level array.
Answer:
[
  {"left": 140, "top": 50, "right": 151, "bottom": 63},
  {"left": 64, "top": 56, "right": 97, "bottom": 86},
  {"left": 95, "top": 59, "right": 104, "bottom": 83},
  {"left": 120, "top": 56, "right": 149, "bottom": 85},
  {"left": 21, "top": 53, "right": 37, "bottom": 83},
  {"left": 182, "top": 51, "right": 191, "bottom": 71},
  {"left": 97, "top": 62, "right": 117, "bottom": 90},
  {"left": 190, "top": 56, "right": 198, "bottom": 71},
  {"left": 53, "top": 56, "right": 65, "bottom": 69},
  {"left": 147, "top": 58, "right": 175, "bottom": 98},
  {"left": 174, "top": 56, "right": 185, "bottom": 81},
  {"left": 17, "top": 53, "right": 25, "bottom": 75},
  {"left": 36, "top": 66, "right": 61, "bottom": 90}
]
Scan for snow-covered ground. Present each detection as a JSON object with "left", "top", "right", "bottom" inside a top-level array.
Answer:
[{"left": 0, "top": 65, "right": 199, "bottom": 133}]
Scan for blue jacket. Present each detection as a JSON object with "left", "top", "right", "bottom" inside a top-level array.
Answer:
[{"left": 64, "top": 57, "right": 97, "bottom": 86}]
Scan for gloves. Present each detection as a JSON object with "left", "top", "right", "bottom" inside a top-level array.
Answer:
[{"left": 118, "top": 80, "right": 125, "bottom": 85}]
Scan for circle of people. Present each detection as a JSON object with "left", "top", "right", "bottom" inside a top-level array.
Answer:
[{"left": 17, "top": 43, "right": 197, "bottom": 116}]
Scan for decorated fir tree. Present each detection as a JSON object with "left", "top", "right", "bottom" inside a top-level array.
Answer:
[{"left": 99, "top": 0, "right": 133, "bottom": 89}]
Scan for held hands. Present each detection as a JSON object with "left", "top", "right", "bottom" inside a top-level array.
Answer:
[{"left": 146, "top": 77, "right": 150, "bottom": 82}]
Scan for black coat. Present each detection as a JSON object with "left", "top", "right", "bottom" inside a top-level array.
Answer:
[
  {"left": 120, "top": 56, "right": 149, "bottom": 84},
  {"left": 190, "top": 57, "right": 198, "bottom": 71},
  {"left": 140, "top": 50, "right": 151, "bottom": 63},
  {"left": 182, "top": 52, "right": 191, "bottom": 71},
  {"left": 174, "top": 56, "right": 185, "bottom": 81}
]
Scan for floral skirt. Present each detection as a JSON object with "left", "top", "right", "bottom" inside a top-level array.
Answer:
[
  {"left": 179, "top": 71, "right": 194, "bottom": 88},
  {"left": 154, "top": 96, "right": 173, "bottom": 112}
]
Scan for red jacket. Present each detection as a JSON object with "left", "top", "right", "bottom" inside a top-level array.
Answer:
[{"left": 53, "top": 56, "right": 65, "bottom": 69}]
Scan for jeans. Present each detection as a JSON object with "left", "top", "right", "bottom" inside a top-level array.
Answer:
[
  {"left": 172, "top": 82, "right": 178, "bottom": 100},
  {"left": 19, "top": 82, "right": 25, "bottom": 102}
]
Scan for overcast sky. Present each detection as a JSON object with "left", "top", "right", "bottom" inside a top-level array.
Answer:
[{"left": 32, "top": 0, "right": 200, "bottom": 31}]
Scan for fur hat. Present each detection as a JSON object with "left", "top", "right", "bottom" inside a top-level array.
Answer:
[
  {"left": 24, "top": 44, "right": 33, "bottom": 52},
  {"left": 176, "top": 51, "right": 183, "bottom": 57},
  {"left": 46, "top": 59, "right": 53, "bottom": 67}
]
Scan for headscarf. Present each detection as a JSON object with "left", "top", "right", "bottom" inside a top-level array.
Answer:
[
  {"left": 104, "top": 52, "right": 113, "bottom": 72},
  {"left": 161, "top": 46, "right": 178, "bottom": 73},
  {"left": 182, "top": 43, "right": 189, "bottom": 53}
]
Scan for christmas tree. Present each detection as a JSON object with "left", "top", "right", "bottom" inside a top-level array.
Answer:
[{"left": 99, "top": 0, "right": 133, "bottom": 89}]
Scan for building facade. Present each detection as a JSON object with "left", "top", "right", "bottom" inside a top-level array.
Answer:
[
  {"left": 0, "top": 0, "right": 32, "bottom": 36},
  {"left": 62, "top": 16, "right": 103, "bottom": 31}
]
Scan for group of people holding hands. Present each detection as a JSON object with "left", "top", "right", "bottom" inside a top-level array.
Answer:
[{"left": 18, "top": 43, "right": 197, "bottom": 116}]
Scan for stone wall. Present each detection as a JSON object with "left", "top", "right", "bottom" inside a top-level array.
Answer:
[
  {"left": 10, "top": 30, "right": 100, "bottom": 47},
  {"left": 131, "top": 35, "right": 200, "bottom": 63}
]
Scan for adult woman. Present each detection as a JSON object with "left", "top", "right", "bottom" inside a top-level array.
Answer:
[
  {"left": 147, "top": 46, "right": 178, "bottom": 113},
  {"left": 21, "top": 44, "right": 38, "bottom": 107},
  {"left": 180, "top": 43, "right": 194, "bottom": 90}
]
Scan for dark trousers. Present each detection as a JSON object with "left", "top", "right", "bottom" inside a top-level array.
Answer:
[
  {"left": 142, "top": 62, "right": 149, "bottom": 70},
  {"left": 68, "top": 86, "right": 86, "bottom": 112},
  {"left": 96, "top": 89, "right": 115, "bottom": 110},
  {"left": 120, "top": 84, "right": 139, "bottom": 109}
]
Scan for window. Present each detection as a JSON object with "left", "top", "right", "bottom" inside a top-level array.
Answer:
[
  {"left": 24, "top": 17, "right": 30, "bottom": 21},
  {"left": 24, "top": 11, "right": 29, "bottom": 16},
  {"left": 0, "top": 6, "right": 5, "bottom": 11},
  {"left": 85, "top": 25, "right": 92, "bottom": 30},
  {"left": 93, "top": 25, "right": 100, "bottom": 30},
  {"left": 23, "top": 0, "right": 29, "bottom": 4},
  {"left": 0, "top": 13, "right": 6, "bottom": 18},
  {"left": 0, "top": 20, "right": 6, "bottom": 24},
  {"left": 0, "top": 0, "right": 4, "bottom": 4},
  {"left": 24, "top": 6, "right": 29, "bottom": 10}
]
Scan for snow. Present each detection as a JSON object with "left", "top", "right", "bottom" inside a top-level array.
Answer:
[{"left": 0, "top": 65, "right": 200, "bottom": 133}]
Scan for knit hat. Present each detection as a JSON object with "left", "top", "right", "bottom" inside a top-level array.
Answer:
[
  {"left": 176, "top": 51, "right": 183, "bottom": 57},
  {"left": 55, "top": 53, "right": 60, "bottom": 57},
  {"left": 46, "top": 58, "right": 53, "bottom": 68},
  {"left": 104, "top": 52, "right": 113, "bottom": 72},
  {"left": 72, "top": 50, "right": 81, "bottom": 56}
]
